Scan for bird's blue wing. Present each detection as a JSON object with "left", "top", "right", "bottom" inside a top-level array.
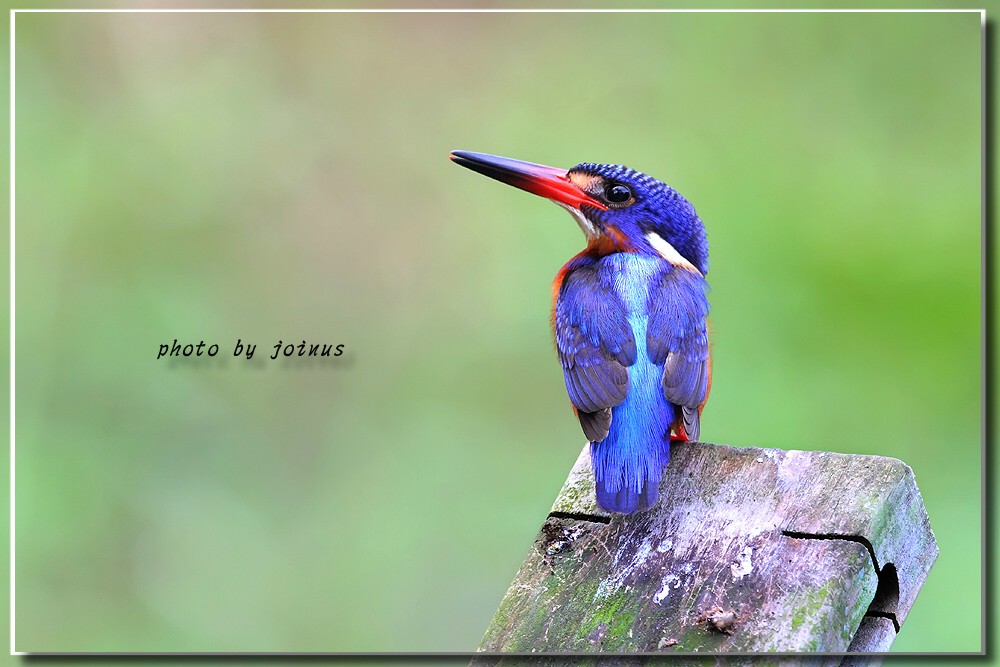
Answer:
[
  {"left": 554, "top": 258, "right": 636, "bottom": 442},
  {"left": 646, "top": 266, "right": 711, "bottom": 440}
]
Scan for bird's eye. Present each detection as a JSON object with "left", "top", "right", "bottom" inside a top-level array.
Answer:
[{"left": 605, "top": 184, "right": 632, "bottom": 204}]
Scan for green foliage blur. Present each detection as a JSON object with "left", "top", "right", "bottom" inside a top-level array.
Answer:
[{"left": 10, "top": 9, "right": 979, "bottom": 653}]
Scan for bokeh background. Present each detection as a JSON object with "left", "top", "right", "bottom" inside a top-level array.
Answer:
[{"left": 8, "top": 8, "right": 980, "bottom": 654}]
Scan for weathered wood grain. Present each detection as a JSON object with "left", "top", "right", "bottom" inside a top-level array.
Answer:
[{"left": 477, "top": 441, "right": 937, "bottom": 655}]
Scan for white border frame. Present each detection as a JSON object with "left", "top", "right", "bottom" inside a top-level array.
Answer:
[{"left": 7, "top": 6, "right": 987, "bottom": 657}]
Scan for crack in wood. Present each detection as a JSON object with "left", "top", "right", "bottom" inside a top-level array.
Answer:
[
  {"left": 546, "top": 510, "right": 612, "bottom": 524},
  {"left": 865, "top": 610, "right": 901, "bottom": 633},
  {"left": 781, "top": 530, "right": 901, "bottom": 633},
  {"left": 781, "top": 530, "right": 881, "bottom": 571}
]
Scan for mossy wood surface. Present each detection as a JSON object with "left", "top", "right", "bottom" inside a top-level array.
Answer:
[{"left": 477, "top": 442, "right": 937, "bottom": 655}]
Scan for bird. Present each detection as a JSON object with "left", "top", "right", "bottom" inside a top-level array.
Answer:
[{"left": 450, "top": 151, "right": 711, "bottom": 515}]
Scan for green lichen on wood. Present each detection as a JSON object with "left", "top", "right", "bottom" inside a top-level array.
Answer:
[
  {"left": 580, "top": 586, "right": 648, "bottom": 650},
  {"left": 789, "top": 580, "right": 832, "bottom": 632},
  {"left": 670, "top": 622, "right": 729, "bottom": 653},
  {"left": 548, "top": 449, "right": 604, "bottom": 517}
]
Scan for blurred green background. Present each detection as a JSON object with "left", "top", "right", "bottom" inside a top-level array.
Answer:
[{"left": 9, "top": 8, "right": 979, "bottom": 654}]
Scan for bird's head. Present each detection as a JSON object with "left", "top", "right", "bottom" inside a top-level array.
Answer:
[{"left": 450, "top": 150, "right": 708, "bottom": 274}]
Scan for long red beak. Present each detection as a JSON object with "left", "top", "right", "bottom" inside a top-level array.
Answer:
[{"left": 450, "top": 150, "right": 607, "bottom": 211}]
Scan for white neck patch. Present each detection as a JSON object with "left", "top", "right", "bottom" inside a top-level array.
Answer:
[
  {"left": 553, "top": 201, "right": 599, "bottom": 238},
  {"left": 646, "top": 232, "right": 700, "bottom": 274}
]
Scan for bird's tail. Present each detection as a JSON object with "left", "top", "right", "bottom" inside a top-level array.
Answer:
[{"left": 590, "top": 434, "right": 670, "bottom": 514}]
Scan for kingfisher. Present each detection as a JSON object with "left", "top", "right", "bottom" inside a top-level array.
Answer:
[{"left": 450, "top": 151, "right": 711, "bottom": 515}]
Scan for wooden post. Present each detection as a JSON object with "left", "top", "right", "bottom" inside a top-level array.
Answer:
[{"left": 475, "top": 441, "right": 938, "bottom": 655}]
